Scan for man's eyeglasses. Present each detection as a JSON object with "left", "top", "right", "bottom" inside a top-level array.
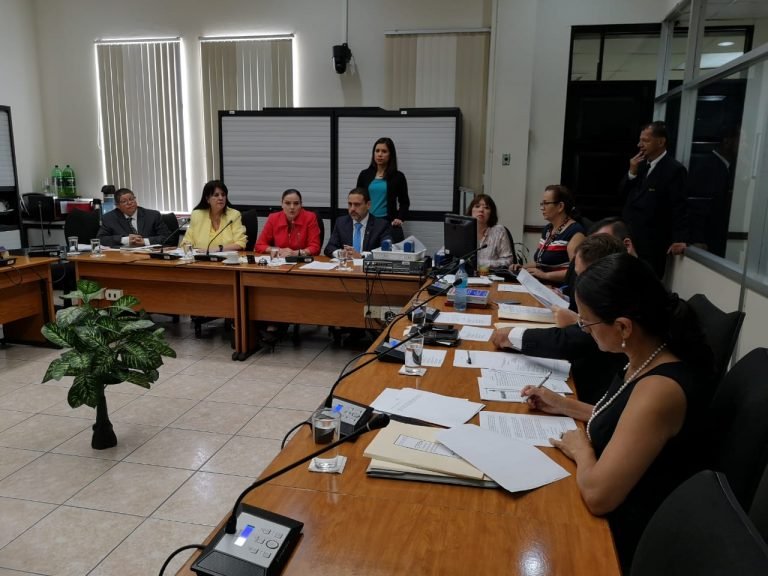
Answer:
[
  {"left": 539, "top": 201, "right": 561, "bottom": 207},
  {"left": 577, "top": 317, "right": 602, "bottom": 331},
  {"left": 118, "top": 196, "right": 137, "bottom": 205}
]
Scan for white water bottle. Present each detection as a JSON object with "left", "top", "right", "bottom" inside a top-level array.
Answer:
[{"left": 454, "top": 259, "right": 469, "bottom": 312}]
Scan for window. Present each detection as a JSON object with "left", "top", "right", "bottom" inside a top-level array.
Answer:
[
  {"left": 200, "top": 36, "right": 294, "bottom": 181},
  {"left": 96, "top": 39, "right": 186, "bottom": 212}
]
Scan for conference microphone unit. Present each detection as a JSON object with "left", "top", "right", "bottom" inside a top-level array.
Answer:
[
  {"left": 284, "top": 255, "right": 314, "bottom": 264},
  {"left": 383, "top": 277, "right": 462, "bottom": 342},
  {"left": 195, "top": 220, "right": 233, "bottom": 262},
  {"left": 148, "top": 224, "right": 185, "bottom": 260},
  {"left": 430, "top": 243, "right": 488, "bottom": 279},
  {"left": 189, "top": 414, "right": 391, "bottom": 576}
]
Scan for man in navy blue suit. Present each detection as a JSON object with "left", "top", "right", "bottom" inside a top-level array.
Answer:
[{"left": 324, "top": 188, "right": 392, "bottom": 258}]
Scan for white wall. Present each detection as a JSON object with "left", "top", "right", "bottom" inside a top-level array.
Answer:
[{"left": 0, "top": 0, "right": 47, "bottom": 194}]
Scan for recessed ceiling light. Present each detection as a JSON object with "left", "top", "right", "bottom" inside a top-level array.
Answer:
[{"left": 718, "top": 41, "right": 735, "bottom": 47}]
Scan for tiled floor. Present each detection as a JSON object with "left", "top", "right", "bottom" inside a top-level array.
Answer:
[{"left": 0, "top": 318, "right": 359, "bottom": 575}]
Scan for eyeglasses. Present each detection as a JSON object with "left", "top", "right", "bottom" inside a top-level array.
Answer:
[
  {"left": 539, "top": 201, "right": 561, "bottom": 207},
  {"left": 118, "top": 196, "right": 137, "bottom": 205},
  {"left": 577, "top": 317, "right": 603, "bottom": 331}
]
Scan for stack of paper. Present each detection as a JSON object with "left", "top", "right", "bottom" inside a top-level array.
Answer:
[
  {"left": 479, "top": 412, "right": 578, "bottom": 447},
  {"left": 370, "top": 388, "right": 484, "bottom": 427},
  {"left": 515, "top": 268, "right": 570, "bottom": 309},
  {"left": 497, "top": 303, "right": 554, "bottom": 323},
  {"left": 478, "top": 368, "right": 572, "bottom": 403},
  {"left": 454, "top": 351, "right": 571, "bottom": 380}
]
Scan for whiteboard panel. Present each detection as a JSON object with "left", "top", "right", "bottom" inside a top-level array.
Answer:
[
  {"left": 221, "top": 115, "right": 331, "bottom": 207},
  {"left": 0, "top": 111, "right": 14, "bottom": 187},
  {"left": 337, "top": 116, "right": 457, "bottom": 212}
]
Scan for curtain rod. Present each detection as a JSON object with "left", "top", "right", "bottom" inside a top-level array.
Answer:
[
  {"left": 385, "top": 28, "right": 490, "bottom": 36},
  {"left": 199, "top": 33, "right": 295, "bottom": 42},
  {"left": 95, "top": 37, "right": 180, "bottom": 45}
]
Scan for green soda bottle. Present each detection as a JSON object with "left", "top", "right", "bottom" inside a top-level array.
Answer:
[
  {"left": 51, "top": 165, "right": 63, "bottom": 197},
  {"left": 61, "top": 165, "right": 77, "bottom": 198}
]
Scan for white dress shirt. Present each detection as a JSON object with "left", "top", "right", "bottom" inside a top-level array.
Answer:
[{"left": 333, "top": 213, "right": 369, "bottom": 258}]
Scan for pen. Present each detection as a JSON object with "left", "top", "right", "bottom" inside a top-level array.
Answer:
[
  {"left": 535, "top": 370, "right": 552, "bottom": 389},
  {"left": 466, "top": 350, "right": 472, "bottom": 365}
]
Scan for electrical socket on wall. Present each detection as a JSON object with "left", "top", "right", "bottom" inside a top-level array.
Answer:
[{"left": 104, "top": 289, "right": 124, "bottom": 301}]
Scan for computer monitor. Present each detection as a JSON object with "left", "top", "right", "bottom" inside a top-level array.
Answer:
[{"left": 444, "top": 213, "right": 477, "bottom": 275}]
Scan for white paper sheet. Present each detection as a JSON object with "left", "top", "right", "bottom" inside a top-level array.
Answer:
[
  {"left": 497, "top": 284, "right": 529, "bottom": 293},
  {"left": 437, "top": 424, "right": 570, "bottom": 492},
  {"left": 440, "top": 274, "right": 492, "bottom": 286},
  {"left": 497, "top": 303, "right": 555, "bottom": 323},
  {"left": 458, "top": 326, "right": 494, "bottom": 342},
  {"left": 516, "top": 268, "right": 570, "bottom": 309},
  {"left": 479, "top": 369, "right": 572, "bottom": 393},
  {"left": 370, "top": 387, "right": 484, "bottom": 428},
  {"left": 421, "top": 349, "right": 448, "bottom": 368},
  {"left": 479, "top": 411, "right": 578, "bottom": 447},
  {"left": 299, "top": 261, "right": 338, "bottom": 270},
  {"left": 433, "top": 312, "right": 492, "bottom": 326},
  {"left": 453, "top": 351, "right": 570, "bottom": 380}
]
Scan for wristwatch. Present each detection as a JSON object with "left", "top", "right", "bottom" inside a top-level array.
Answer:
[{"left": 218, "top": 244, "right": 223, "bottom": 253}]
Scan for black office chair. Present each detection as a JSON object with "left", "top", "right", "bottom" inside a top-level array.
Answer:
[
  {"left": 503, "top": 226, "right": 519, "bottom": 266},
  {"left": 707, "top": 348, "right": 768, "bottom": 510},
  {"left": 313, "top": 210, "right": 325, "bottom": 248},
  {"left": 749, "top": 462, "right": 768, "bottom": 545},
  {"left": 160, "top": 212, "right": 179, "bottom": 242},
  {"left": 242, "top": 209, "right": 259, "bottom": 251},
  {"left": 688, "top": 293, "right": 745, "bottom": 383},
  {"left": 631, "top": 470, "right": 768, "bottom": 576},
  {"left": 52, "top": 210, "right": 102, "bottom": 306}
]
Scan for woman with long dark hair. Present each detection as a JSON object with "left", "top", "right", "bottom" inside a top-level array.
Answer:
[
  {"left": 356, "top": 137, "right": 410, "bottom": 243},
  {"left": 521, "top": 253, "right": 713, "bottom": 571},
  {"left": 184, "top": 180, "right": 247, "bottom": 251}
]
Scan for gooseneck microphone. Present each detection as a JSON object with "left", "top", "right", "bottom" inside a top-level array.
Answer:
[
  {"left": 195, "top": 220, "right": 233, "bottom": 262},
  {"left": 225, "top": 414, "right": 390, "bottom": 534},
  {"left": 383, "top": 277, "right": 461, "bottom": 342},
  {"left": 431, "top": 243, "right": 488, "bottom": 278},
  {"left": 148, "top": 223, "right": 186, "bottom": 260}
]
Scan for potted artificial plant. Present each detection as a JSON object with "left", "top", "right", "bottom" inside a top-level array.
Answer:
[{"left": 41, "top": 279, "right": 176, "bottom": 449}]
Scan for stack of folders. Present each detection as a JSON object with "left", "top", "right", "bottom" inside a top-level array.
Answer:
[{"left": 363, "top": 421, "right": 498, "bottom": 488}]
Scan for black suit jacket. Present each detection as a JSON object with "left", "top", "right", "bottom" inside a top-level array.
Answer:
[
  {"left": 324, "top": 214, "right": 392, "bottom": 257},
  {"left": 521, "top": 324, "right": 626, "bottom": 405},
  {"left": 97, "top": 206, "right": 171, "bottom": 247},
  {"left": 621, "top": 153, "right": 688, "bottom": 277}
]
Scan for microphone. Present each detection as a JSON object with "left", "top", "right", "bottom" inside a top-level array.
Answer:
[
  {"left": 431, "top": 243, "right": 488, "bottom": 278},
  {"left": 383, "top": 277, "right": 461, "bottom": 342},
  {"left": 189, "top": 414, "right": 390, "bottom": 576},
  {"left": 148, "top": 223, "right": 186, "bottom": 260},
  {"left": 195, "top": 220, "right": 233, "bottom": 262}
]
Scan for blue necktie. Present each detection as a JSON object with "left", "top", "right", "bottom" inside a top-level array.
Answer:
[{"left": 353, "top": 222, "right": 363, "bottom": 253}]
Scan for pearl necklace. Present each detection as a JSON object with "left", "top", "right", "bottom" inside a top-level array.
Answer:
[{"left": 586, "top": 342, "right": 667, "bottom": 441}]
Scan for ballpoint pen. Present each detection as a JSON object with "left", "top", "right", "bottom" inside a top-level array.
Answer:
[
  {"left": 535, "top": 370, "right": 552, "bottom": 389},
  {"left": 466, "top": 350, "right": 472, "bottom": 365}
]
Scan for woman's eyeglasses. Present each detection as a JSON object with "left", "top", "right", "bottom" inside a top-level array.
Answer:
[
  {"left": 577, "top": 317, "right": 602, "bottom": 331},
  {"left": 539, "top": 201, "right": 561, "bottom": 207}
]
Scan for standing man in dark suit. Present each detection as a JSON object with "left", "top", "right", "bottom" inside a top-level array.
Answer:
[
  {"left": 324, "top": 188, "right": 392, "bottom": 258},
  {"left": 97, "top": 188, "right": 171, "bottom": 247},
  {"left": 620, "top": 121, "right": 688, "bottom": 277}
]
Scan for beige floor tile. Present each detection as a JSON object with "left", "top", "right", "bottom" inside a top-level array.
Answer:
[
  {"left": 0, "top": 447, "right": 42, "bottom": 481},
  {"left": 0, "top": 567, "right": 41, "bottom": 575},
  {"left": 309, "top": 347, "right": 364, "bottom": 369},
  {"left": 231, "top": 363, "right": 302, "bottom": 384},
  {"left": 124, "top": 428, "right": 230, "bottom": 470},
  {"left": 0, "top": 497, "right": 56, "bottom": 548},
  {"left": 144, "top": 372, "right": 228, "bottom": 400},
  {"left": 0, "top": 414, "right": 90, "bottom": 451},
  {"left": 206, "top": 378, "right": 286, "bottom": 406},
  {"left": 90, "top": 517, "right": 212, "bottom": 576},
  {"left": 110, "top": 395, "right": 196, "bottom": 427},
  {"left": 107, "top": 381, "right": 149, "bottom": 395},
  {"left": 0, "top": 453, "right": 114, "bottom": 504},
  {"left": 267, "top": 382, "right": 329, "bottom": 411},
  {"left": 2, "top": 361, "right": 53, "bottom": 385},
  {"left": 201, "top": 436, "right": 282, "bottom": 477},
  {"left": 66, "top": 461, "right": 192, "bottom": 516},
  {"left": 41, "top": 390, "right": 139, "bottom": 418},
  {"left": 170, "top": 337, "right": 229, "bottom": 358},
  {"left": 52, "top": 421, "right": 162, "bottom": 461},
  {"left": 170, "top": 400, "right": 261, "bottom": 434},
  {"left": 290, "top": 367, "right": 339, "bottom": 388},
  {"left": 179, "top": 358, "right": 247, "bottom": 379},
  {"left": 156, "top": 355, "right": 198, "bottom": 379},
  {"left": 253, "top": 345, "right": 324, "bottom": 366},
  {"left": 0, "top": 383, "right": 68, "bottom": 413},
  {"left": 0, "top": 409, "right": 32, "bottom": 433},
  {"left": 0, "top": 345, "right": 61, "bottom": 362},
  {"left": 0, "top": 381, "right": 27, "bottom": 398},
  {"left": 239, "top": 407, "right": 313, "bottom": 441},
  {"left": 152, "top": 471, "right": 255, "bottom": 526},
  {"left": 0, "top": 505, "right": 142, "bottom": 576}
]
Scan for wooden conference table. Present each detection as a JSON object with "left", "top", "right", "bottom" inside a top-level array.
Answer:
[
  {"left": 179, "top": 285, "right": 621, "bottom": 575},
  {"left": 71, "top": 252, "right": 421, "bottom": 360},
  {"left": 0, "top": 256, "right": 56, "bottom": 344}
]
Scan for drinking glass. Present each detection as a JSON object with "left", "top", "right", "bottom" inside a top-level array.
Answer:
[
  {"left": 338, "top": 247, "right": 352, "bottom": 271},
  {"left": 269, "top": 246, "right": 280, "bottom": 266},
  {"left": 311, "top": 408, "right": 341, "bottom": 472},
  {"left": 181, "top": 240, "right": 194, "bottom": 260},
  {"left": 67, "top": 236, "right": 80, "bottom": 255},
  {"left": 90, "top": 238, "right": 104, "bottom": 258},
  {"left": 404, "top": 299, "right": 426, "bottom": 374}
]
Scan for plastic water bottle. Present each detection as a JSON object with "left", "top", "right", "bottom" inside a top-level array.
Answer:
[
  {"left": 454, "top": 259, "right": 468, "bottom": 312},
  {"left": 61, "top": 164, "right": 77, "bottom": 198},
  {"left": 51, "top": 165, "right": 63, "bottom": 197}
]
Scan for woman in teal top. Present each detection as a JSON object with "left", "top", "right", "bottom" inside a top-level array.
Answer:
[{"left": 356, "top": 137, "right": 410, "bottom": 243}]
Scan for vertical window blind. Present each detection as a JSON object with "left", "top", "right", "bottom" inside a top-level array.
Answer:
[
  {"left": 96, "top": 40, "right": 186, "bottom": 212},
  {"left": 200, "top": 37, "right": 293, "bottom": 181},
  {"left": 386, "top": 31, "right": 490, "bottom": 194}
]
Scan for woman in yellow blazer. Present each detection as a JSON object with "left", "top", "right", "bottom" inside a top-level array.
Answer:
[{"left": 184, "top": 180, "right": 247, "bottom": 251}]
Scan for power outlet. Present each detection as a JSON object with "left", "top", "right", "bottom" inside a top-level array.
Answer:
[
  {"left": 104, "top": 289, "right": 124, "bottom": 301},
  {"left": 502, "top": 153, "right": 511, "bottom": 166},
  {"left": 364, "top": 305, "right": 392, "bottom": 321}
]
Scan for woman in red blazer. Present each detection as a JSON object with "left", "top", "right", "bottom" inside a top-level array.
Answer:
[{"left": 255, "top": 189, "right": 321, "bottom": 256}]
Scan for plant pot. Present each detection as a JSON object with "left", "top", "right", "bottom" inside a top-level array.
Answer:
[{"left": 92, "top": 390, "right": 117, "bottom": 450}]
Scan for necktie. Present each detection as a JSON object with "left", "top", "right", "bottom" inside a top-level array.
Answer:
[
  {"left": 127, "top": 217, "right": 138, "bottom": 234},
  {"left": 353, "top": 222, "right": 362, "bottom": 253}
]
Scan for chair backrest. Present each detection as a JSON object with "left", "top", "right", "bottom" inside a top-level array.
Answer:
[
  {"left": 64, "top": 210, "right": 101, "bottom": 244},
  {"left": 242, "top": 209, "right": 259, "bottom": 252},
  {"left": 688, "top": 293, "right": 745, "bottom": 382},
  {"left": 161, "top": 212, "right": 179, "bottom": 232},
  {"left": 631, "top": 470, "right": 768, "bottom": 576},
  {"left": 708, "top": 348, "right": 768, "bottom": 510},
  {"left": 503, "top": 226, "right": 519, "bottom": 266},
  {"left": 313, "top": 210, "right": 325, "bottom": 248}
]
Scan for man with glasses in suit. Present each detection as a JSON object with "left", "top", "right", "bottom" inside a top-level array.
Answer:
[{"left": 97, "top": 188, "right": 170, "bottom": 248}]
